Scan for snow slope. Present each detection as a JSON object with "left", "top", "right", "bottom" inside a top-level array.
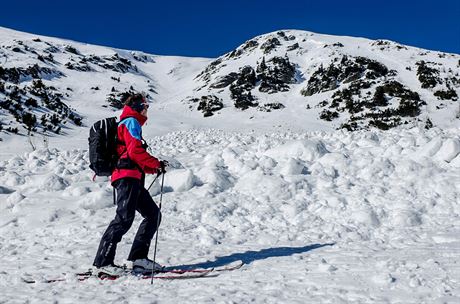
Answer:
[
  {"left": 1, "top": 26, "right": 459, "bottom": 160},
  {"left": 1, "top": 126, "right": 459, "bottom": 303}
]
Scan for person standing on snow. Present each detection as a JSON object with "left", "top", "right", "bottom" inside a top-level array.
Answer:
[{"left": 93, "top": 93, "right": 167, "bottom": 275}]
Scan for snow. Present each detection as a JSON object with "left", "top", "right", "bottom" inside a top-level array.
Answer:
[{"left": 1, "top": 126, "right": 459, "bottom": 303}]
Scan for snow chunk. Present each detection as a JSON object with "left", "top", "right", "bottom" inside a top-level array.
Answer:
[
  {"left": 434, "top": 138, "right": 460, "bottom": 163},
  {"left": 6, "top": 191, "right": 25, "bottom": 205},
  {"left": 372, "top": 272, "right": 396, "bottom": 285},
  {"left": 390, "top": 210, "right": 422, "bottom": 227},
  {"left": 318, "top": 152, "right": 350, "bottom": 171},
  {"left": 0, "top": 172, "right": 25, "bottom": 186},
  {"left": 165, "top": 169, "right": 197, "bottom": 192},
  {"left": 418, "top": 138, "right": 443, "bottom": 157},
  {"left": 264, "top": 139, "right": 329, "bottom": 162},
  {"left": 62, "top": 185, "right": 92, "bottom": 197},
  {"left": 39, "top": 174, "right": 69, "bottom": 191},
  {"left": 236, "top": 168, "right": 292, "bottom": 201},
  {"left": 280, "top": 158, "right": 307, "bottom": 175},
  {"left": 352, "top": 206, "right": 380, "bottom": 227},
  {"left": 78, "top": 189, "right": 113, "bottom": 210}
]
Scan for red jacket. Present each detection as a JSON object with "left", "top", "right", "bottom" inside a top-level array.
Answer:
[{"left": 111, "top": 105, "right": 161, "bottom": 183}]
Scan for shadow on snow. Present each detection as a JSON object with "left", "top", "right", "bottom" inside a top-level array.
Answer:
[{"left": 172, "top": 243, "right": 335, "bottom": 270}]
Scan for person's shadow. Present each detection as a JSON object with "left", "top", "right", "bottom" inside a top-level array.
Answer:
[{"left": 172, "top": 243, "right": 335, "bottom": 270}]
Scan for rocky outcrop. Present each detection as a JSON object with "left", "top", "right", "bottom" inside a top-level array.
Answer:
[
  {"left": 416, "top": 61, "right": 442, "bottom": 89},
  {"left": 323, "top": 80, "right": 424, "bottom": 130},
  {"left": 434, "top": 89, "right": 458, "bottom": 100},
  {"left": 260, "top": 37, "right": 281, "bottom": 54},
  {"left": 301, "top": 56, "right": 390, "bottom": 96},
  {"left": 190, "top": 95, "right": 224, "bottom": 117},
  {"left": 0, "top": 65, "right": 63, "bottom": 84},
  {"left": 257, "top": 102, "right": 285, "bottom": 112},
  {"left": 210, "top": 73, "right": 239, "bottom": 89},
  {"left": 0, "top": 79, "right": 81, "bottom": 134},
  {"left": 230, "top": 66, "right": 258, "bottom": 110},
  {"left": 257, "top": 56, "right": 296, "bottom": 93}
]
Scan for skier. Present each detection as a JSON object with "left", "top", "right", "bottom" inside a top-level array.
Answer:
[{"left": 93, "top": 93, "right": 167, "bottom": 276}]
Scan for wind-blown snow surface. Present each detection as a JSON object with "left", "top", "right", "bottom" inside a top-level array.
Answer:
[{"left": 1, "top": 127, "right": 459, "bottom": 303}]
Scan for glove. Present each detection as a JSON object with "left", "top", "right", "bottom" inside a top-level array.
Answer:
[
  {"left": 141, "top": 139, "right": 149, "bottom": 150},
  {"left": 158, "top": 160, "right": 169, "bottom": 174}
]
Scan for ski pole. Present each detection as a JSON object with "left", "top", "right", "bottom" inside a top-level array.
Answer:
[
  {"left": 147, "top": 172, "right": 160, "bottom": 191},
  {"left": 151, "top": 171, "right": 165, "bottom": 284}
]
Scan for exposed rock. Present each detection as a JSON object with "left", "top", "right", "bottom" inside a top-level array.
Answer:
[
  {"left": 0, "top": 78, "right": 81, "bottom": 134},
  {"left": 132, "top": 52, "right": 153, "bottom": 63},
  {"left": 37, "top": 53, "right": 55, "bottom": 63},
  {"left": 376, "top": 81, "right": 421, "bottom": 102},
  {"left": 226, "top": 49, "right": 243, "bottom": 60},
  {"left": 195, "top": 95, "right": 224, "bottom": 117},
  {"left": 225, "top": 40, "right": 260, "bottom": 60},
  {"left": 65, "top": 60, "right": 93, "bottom": 72},
  {"left": 371, "top": 40, "right": 406, "bottom": 51},
  {"left": 277, "top": 31, "right": 289, "bottom": 41},
  {"left": 210, "top": 72, "right": 239, "bottom": 89},
  {"left": 195, "top": 58, "right": 224, "bottom": 83},
  {"left": 258, "top": 56, "right": 296, "bottom": 93},
  {"left": 319, "top": 109, "right": 339, "bottom": 121},
  {"left": 64, "top": 45, "right": 80, "bottom": 55},
  {"left": 242, "top": 40, "right": 259, "bottom": 51},
  {"left": 258, "top": 103, "right": 285, "bottom": 112},
  {"left": 44, "top": 43, "right": 60, "bottom": 53},
  {"left": 287, "top": 43, "right": 299, "bottom": 51},
  {"left": 260, "top": 37, "right": 281, "bottom": 54},
  {"left": 230, "top": 66, "right": 257, "bottom": 110},
  {"left": 100, "top": 53, "right": 138, "bottom": 73},
  {"left": 0, "top": 65, "right": 63, "bottom": 84},
  {"left": 434, "top": 89, "right": 458, "bottom": 100},
  {"left": 320, "top": 77, "right": 423, "bottom": 130},
  {"left": 416, "top": 61, "right": 442, "bottom": 88},
  {"left": 301, "top": 56, "right": 389, "bottom": 96}
]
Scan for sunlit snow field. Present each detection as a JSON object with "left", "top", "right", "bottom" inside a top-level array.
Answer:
[{"left": 1, "top": 127, "right": 459, "bottom": 303}]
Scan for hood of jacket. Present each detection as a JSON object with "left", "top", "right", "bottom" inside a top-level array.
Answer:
[{"left": 120, "top": 105, "right": 147, "bottom": 126}]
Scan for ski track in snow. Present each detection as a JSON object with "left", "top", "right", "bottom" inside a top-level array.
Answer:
[{"left": 0, "top": 127, "right": 459, "bottom": 303}]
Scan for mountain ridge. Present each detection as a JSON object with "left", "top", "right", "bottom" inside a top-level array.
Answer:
[{"left": 0, "top": 26, "right": 459, "bottom": 140}]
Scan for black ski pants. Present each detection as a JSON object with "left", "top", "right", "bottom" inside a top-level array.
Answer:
[{"left": 93, "top": 178, "right": 161, "bottom": 267}]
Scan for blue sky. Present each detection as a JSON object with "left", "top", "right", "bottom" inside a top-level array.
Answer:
[{"left": 1, "top": 0, "right": 459, "bottom": 57}]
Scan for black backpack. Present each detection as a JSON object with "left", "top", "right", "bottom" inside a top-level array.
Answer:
[{"left": 88, "top": 117, "right": 119, "bottom": 176}]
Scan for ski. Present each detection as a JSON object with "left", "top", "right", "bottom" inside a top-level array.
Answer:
[
  {"left": 21, "top": 260, "right": 243, "bottom": 283},
  {"left": 99, "top": 269, "right": 215, "bottom": 281},
  {"left": 163, "top": 260, "right": 244, "bottom": 274},
  {"left": 129, "top": 259, "right": 244, "bottom": 275},
  {"left": 22, "top": 269, "right": 215, "bottom": 283}
]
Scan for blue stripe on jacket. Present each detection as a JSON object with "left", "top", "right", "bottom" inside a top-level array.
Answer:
[{"left": 119, "top": 117, "right": 142, "bottom": 141}]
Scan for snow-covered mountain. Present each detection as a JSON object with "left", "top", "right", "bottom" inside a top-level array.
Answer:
[
  {"left": 0, "top": 26, "right": 459, "bottom": 140},
  {"left": 0, "top": 27, "right": 459, "bottom": 303},
  {"left": 193, "top": 30, "right": 459, "bottom": 130},
  {"left": 0, "top": 26, "right": 209, "bottom": 138}
]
